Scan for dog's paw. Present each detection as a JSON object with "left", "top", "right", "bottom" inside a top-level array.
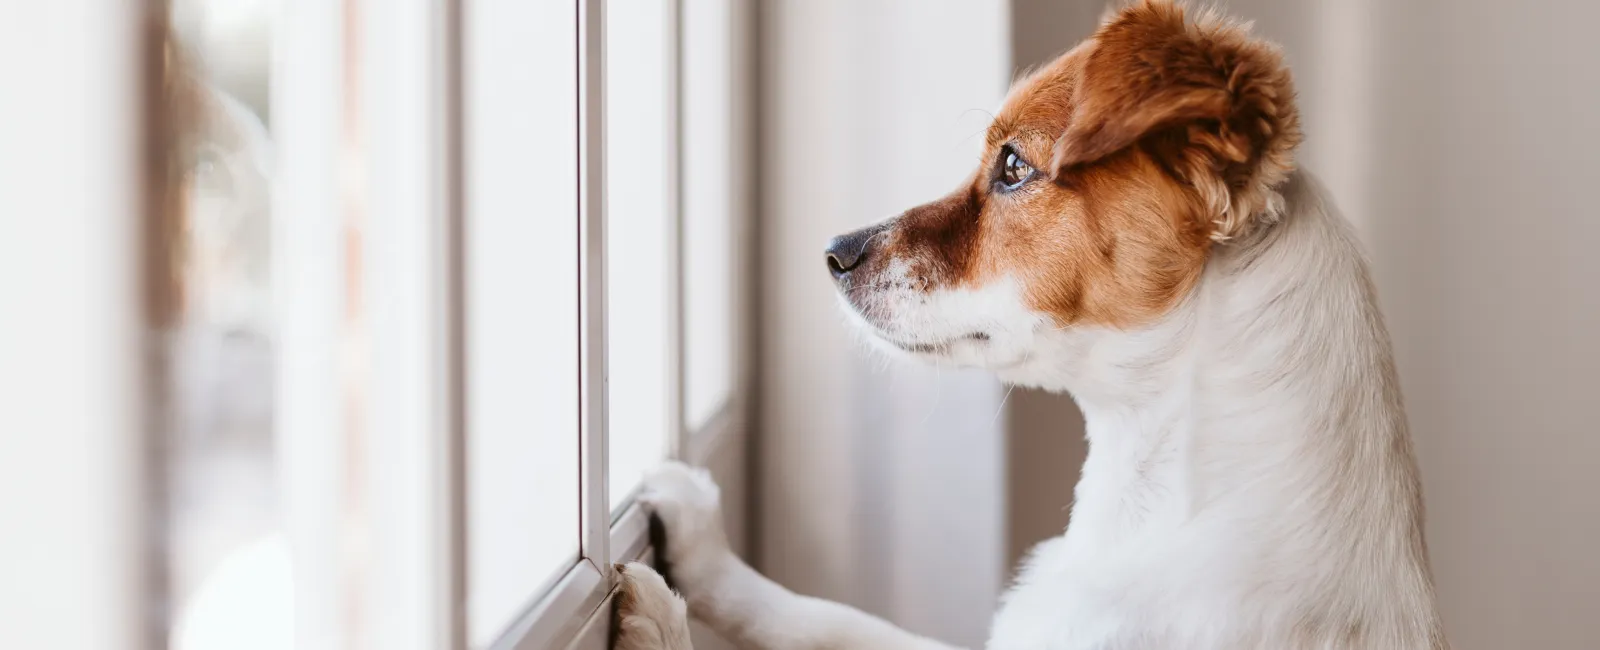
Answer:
[
  {"left": 613, "top": 562, "right": 693, "bottom": 650},
  {"left": 639, "top": 462, "right": 728, "bottom": 587}
]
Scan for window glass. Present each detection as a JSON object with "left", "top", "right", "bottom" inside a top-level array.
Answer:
[
  {"left": 681, "top": 0, "right": 737, "bottom": 431},
  {"left": 163, "top": 2, "right": 289, "bottom": 648},
  {"left": 464, "top": 1, "right": 580, "bottom": 645},
  {"left": 606, "top": 0, "right": 673, "bottom": 509}
]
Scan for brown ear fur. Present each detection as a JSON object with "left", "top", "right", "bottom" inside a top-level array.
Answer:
[{"left": 1054, "top": 0, "right": 1301, "bottom": 241}]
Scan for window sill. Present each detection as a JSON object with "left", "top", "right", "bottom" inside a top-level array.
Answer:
[
  {"left": 498, "top": 400, "right": 743, "bottom": 650},
  {"left": 492, "top": 501, "right": 649, "bottom": 650}
]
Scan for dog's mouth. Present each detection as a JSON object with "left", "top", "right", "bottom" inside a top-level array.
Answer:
[
  {"left": 833, "top": 286, "right": 993, "bottom": 356},
  {"left": 883, "top": 331, "right": 990, "bottom": 354}
]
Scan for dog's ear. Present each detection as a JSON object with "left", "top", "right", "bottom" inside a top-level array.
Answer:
[
  {"left": 1097, "top": 1, "right": 1125, "bottom": 26},
  {"left": 1053, "top": 0, "right": 1301, "bottom": 241}
]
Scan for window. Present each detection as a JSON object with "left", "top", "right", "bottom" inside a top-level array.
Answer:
[
  {"left": 464, "top": 0, "right": 581, "bottom": 644},
  {"left": 1, "top": 1, "right": 746, "bottom": 649},
  {"left": 681, "top": 0, "right": 741, "bottom": 433},
  {"left": 606, "top": 0, "right": 675, "bottom": 509},
  {"left": 163, "top": 2, "right": 286, "bottom": 648},
  {"left": 484, "top": 1, "right": 751, "bottom": 646}
]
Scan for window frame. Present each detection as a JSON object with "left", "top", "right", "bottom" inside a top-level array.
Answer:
[
  {"left": 0, "top": 0, "right": 746, "bottom": 648},
  {"left": 0, "top": 2, "right": 158, "bottom": 648},
  {"left": 274, "top": 0, "right": 747, "bottom": 645},
  {"left": 493, "top": 0, "right": 749, "bottom": 648}
]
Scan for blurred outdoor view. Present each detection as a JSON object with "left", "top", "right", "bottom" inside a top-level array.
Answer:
[{"left": 164, "top": 1, "right": 284, "bottom": 648}]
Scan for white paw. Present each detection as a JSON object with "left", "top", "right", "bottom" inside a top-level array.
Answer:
[
  {"left": 613, "top": 562, "right": 693, "bottom": 650},
  {"left": 639, "top": 462, "right": 728, "bottom": 586}
]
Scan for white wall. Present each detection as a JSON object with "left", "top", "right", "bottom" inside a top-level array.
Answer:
[
  {"left": 756, "top": 1, "right": 1013, "bottom": 646},
  {"left": 1008, "top": 1, "right": 1600, "bottom": 647},
  {"left": 1353, "top": 3, "right": 1600, "bottom": 646}
]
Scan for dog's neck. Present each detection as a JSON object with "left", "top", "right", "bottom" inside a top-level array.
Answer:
[{"left": 1025, "top": 171, "right": 1429, "bottom": 564}]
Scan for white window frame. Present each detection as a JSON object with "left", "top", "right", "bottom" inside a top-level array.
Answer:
[
  {"left": 0, "top": 0, "right": 746, "bottom": 648},
  {"left": 357, "top": 0, "right": 466, "bottom": 647},
  {"left": 492, "top": 0, "right": 621, "bottom": 646},
  {"left": 494, "top": 0, "right": 660, "bottom": 646},
  {"left": 498, "top": 0, "right": 751, "bottom": 648},
  {"left": 0, "top": 2, "right": 156, "bottom": 649}
]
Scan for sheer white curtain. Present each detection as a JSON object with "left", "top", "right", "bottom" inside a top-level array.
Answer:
[{"left": 756, "top": 2, "right": 1011, "bottom": 647}]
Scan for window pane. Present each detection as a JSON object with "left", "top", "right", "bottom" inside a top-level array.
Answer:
[
  {"left": 163, "top": 2, "right": 290, "bottom": 648},
  {"left": 682, "top": 0, "right": 736, "bottom": 431},
  {"left": 464, "top": 1, "right": 579, "bottom": 645},
  {"left": 606, "top": 0, "right": 673, "bottom": 508}
]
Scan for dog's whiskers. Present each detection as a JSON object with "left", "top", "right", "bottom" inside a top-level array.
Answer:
[
  {"left": 989, "top": 383, "right": 1017, "bottom": 432},
  {"left": 843, "top": 279, "right": 898, "bottom": 295}
]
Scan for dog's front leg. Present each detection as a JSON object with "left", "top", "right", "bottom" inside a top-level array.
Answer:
[
  {"left": 642, "top": 462, "right": 966, "bottom": 650},
  {"left": 613, "top": 562, "right": 695, "bottom": 650}
]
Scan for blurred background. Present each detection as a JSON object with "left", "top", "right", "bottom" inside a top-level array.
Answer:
[{"left": 1, "top": 1, "right": 1595, "bottom": 649}]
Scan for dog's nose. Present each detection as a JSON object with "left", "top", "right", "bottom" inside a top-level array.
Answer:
[{"left": 825, "top": 224, "right": 885, "bottom": 279}]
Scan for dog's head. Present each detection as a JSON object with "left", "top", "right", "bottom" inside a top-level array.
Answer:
[{"left": 828, "top": 0, "right": 1300, "bottom": 384}]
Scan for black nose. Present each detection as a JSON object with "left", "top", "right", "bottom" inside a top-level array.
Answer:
[{"left": 825, "top": 224, "right": 887, "bottom": 280}]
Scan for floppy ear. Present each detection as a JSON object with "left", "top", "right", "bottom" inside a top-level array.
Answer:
[
  {"left": 1053, "top": 0, "right": 1301, "bottom": 241},
  {"left": 1097, "top": 1, "right": 1126, "bottom": 27}
]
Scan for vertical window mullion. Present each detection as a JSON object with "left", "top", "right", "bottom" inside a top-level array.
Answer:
[
  {"left": 358, "top": 0, "right": 464, "bottom": 648},
  {"left": 666, "top": 0, "right": 689, "bottom": 462},
  {"left": 441, "top": 0, "right": 468, "bottom": 645},
  {"left": 272, "top": 1, "right": 350, "bottom": 647},
  {"left": 578, "top": 0, "right": 611, "bottom": 572}
]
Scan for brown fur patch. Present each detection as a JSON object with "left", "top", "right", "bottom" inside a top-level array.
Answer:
[
  {"left": 852, "top": 0, "right": 1301, "bottom": 328},
  {"left": 1055, "top": 0, "right": 1302, "bottom": 241}
]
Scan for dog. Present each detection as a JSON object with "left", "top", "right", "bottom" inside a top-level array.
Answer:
[{"left": 615, "top": 1, "right": 1448, "bottom": 648}]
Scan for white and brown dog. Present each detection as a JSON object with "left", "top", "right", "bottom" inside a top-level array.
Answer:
[{"left": 617, "top": 2, "right": 1447, "bottom": 648}]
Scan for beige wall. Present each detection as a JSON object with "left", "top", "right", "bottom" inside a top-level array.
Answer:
[
  {"left": 1006, "top": 1, "right": 1600, "bottom": 647},
  {"left": 1003, "top": 0, "right": 1101, "bottom": 570},
  {"left": 756, "top": 1, "right": 1013, "bottom": 646}
]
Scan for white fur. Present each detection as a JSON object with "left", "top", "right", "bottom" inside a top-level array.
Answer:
[
  {"left": 626, "top": 170, "right": 1447, "bottom": 649},
  {"left": 840, "top": 270, "right": 1044, "bottom": 372},
  {"left": 638, "top": 464, "right": 961, "bottom": 650},
  {"left": 615, "top": 562, "right": 695, "bottom": 650}
]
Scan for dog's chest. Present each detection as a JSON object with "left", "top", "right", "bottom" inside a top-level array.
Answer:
[
  {"left": 985, "top": 536, "right": 1127, "bottom": 650},
  {"left": 986, "top": 573, "right": 1217, "bottom": 650},
  {"left": 982, "top": 524, "right": 1238, "bottom": 650}
]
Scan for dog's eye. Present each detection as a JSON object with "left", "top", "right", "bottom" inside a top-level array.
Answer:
[{"left": 997, "top": 146, "right": 1035, "bottom": 191}]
